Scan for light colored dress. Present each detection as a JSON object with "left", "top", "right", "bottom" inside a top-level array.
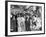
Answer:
[
  {"left": 17, "top": 17, "right": 25, "bottom": 32},
  {"left": 20, "top": 17, "right": 25, "bottom": 32}
]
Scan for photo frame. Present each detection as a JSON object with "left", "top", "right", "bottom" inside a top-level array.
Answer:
[{"left": 5, "top": 1, "right": 45, "bottom": 36}]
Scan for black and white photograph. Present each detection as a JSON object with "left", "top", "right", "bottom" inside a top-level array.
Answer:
[
  {"left": 10, "top": 5, "right": 42, "bottom": 32},
  {"left": 6, "top": 1, "right": 45, "bottom": 35}
]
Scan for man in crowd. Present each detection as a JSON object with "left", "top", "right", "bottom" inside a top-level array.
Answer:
[{"left": 25, "top": 15, "right": 31, "bottom": 31}]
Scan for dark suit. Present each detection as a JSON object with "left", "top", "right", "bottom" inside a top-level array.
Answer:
[{"left": 25, "top": 17, "right": 30, "bottom": 31}]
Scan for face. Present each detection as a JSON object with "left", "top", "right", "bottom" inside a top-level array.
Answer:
[{"left": 26, "top": 15, "right": 29, "bottom": 19}]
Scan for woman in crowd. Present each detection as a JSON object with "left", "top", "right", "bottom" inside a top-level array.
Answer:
[{"left": 17, "top": 13, "right": 25, "bottom": 32}]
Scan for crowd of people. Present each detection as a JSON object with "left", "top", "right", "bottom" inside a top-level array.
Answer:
[{"left": 10, "top": 5, "right": 42, "bottom": 32}]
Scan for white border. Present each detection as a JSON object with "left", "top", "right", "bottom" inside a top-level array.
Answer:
[{"left": 8, "top": 2, "right": 44, "bottom": 35}]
